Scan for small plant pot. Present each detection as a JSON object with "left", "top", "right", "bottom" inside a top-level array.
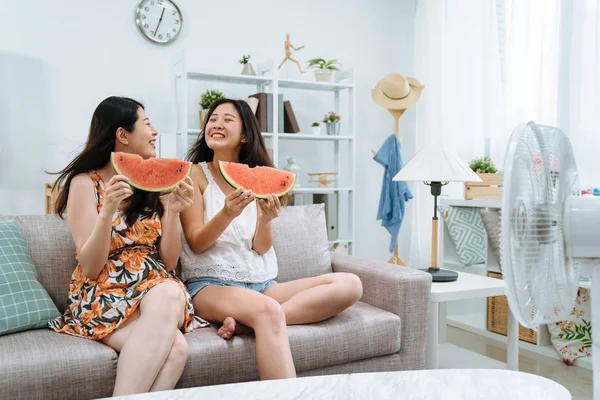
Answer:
[
  {"left": 325, "top": 122, "right": 340, "bottom": 136},
  {"left": 314, "top": 69, "right": 332, "bottom": 82},
  {"left": 199, "top": 109, "right": 209, "bottom": 129},
  {"left": 241, "top": 63, "right": 256, "bottom": 76},
  {"left": 311, "top": 126, "right": 321, "bottom": 135}
]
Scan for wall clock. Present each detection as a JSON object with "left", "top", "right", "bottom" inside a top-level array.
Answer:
[{"left": 135, "top": 0, "right": 183, "bottom": 45}]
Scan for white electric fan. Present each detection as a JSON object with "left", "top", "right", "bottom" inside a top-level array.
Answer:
[{"left": 501, "top": 121, "right": 600, "bottom": 398}]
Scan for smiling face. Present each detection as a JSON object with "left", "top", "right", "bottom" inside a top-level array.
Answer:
[
  {"left": 116, "top": 107, "right": 158, "bottom": 159},
  {"left": 204, "top": 102, "right": 246, "bottom": 151}
]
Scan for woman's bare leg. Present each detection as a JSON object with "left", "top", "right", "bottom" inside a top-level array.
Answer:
[
  {"left": 102, "top": 282, "right": 187, "bottom": 395},
  {"left": 193, "top": 286, "right": 295, "bottom": 380},
  {"left": 263, "top": 273, "right": 362, "bottom": 325}
]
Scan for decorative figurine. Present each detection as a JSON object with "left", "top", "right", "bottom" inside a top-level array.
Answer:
[{"left": 278, "top": 32, "right": 305, "bottom": 73}]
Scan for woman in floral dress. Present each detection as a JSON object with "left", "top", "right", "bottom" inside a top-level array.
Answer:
[{"left": 48, "top": 96, "right": 208, "bottom": 396}]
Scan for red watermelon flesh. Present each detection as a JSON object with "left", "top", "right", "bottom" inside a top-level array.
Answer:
[
  {"left": 110, "top": 152, "right": 192, "bottom": 192},
  {"left": 218, "top": 161, "right": 296, "bottom": 199}
]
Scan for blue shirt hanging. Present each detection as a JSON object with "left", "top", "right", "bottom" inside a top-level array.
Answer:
[{"left": 374, "top": 134, "right": 413, "bottom": 253}]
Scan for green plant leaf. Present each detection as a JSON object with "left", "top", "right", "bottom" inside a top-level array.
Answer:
[
  {"left": 199, "top": 89, "right": 225, "bottom": 110},
  {"left": 307, "top": 57, "right": 326, "bottom": 69}
]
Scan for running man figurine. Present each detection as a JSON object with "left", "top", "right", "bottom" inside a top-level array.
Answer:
[{"left": 278, "top": 32, "right": 305, "bottom": 73}]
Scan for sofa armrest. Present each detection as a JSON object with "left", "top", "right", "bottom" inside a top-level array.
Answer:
[{"left": 331, "top": 252, "right": 432, "bottom": 369}]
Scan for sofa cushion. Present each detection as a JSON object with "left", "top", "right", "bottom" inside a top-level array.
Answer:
[
  {"left": 178, "top": 301, "right": 400, "bottom": 388},
  {"left": 0, "top": 329, "right": 117, "bottom": 400},
  {"left": 272, "top": 204, "right": 332, "bottom": 282},
  {"left": 14, "top": 215, "right": 77, "bottom": 312},
  {"left": 0, "top": 220, "right": 60, "bottom": 336},
  {"left": 438, "top": 205, "right": 486, "bottom": 266}
]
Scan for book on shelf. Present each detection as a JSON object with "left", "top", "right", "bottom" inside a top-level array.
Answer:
[
  {"left": 249, "top": 92, "right": 286, "bottom": 133},
  {"left": 283, "top": 100, "right": 300, "bottom": 133}
]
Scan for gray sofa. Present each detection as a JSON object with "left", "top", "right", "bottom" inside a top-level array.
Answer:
[{"left": 0, "top": 204, "right": 431, "bottom": 400}]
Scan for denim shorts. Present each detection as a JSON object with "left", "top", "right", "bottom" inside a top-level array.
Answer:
[{"left": 186, "top": 277, "right": 277, "bottom": 298}]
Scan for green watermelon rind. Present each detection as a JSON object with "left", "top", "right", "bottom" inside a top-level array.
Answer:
[
  {"left": 110, "top": 152, "right": 192, "bottom": 193},
  {"left": 218, "top": 160, "right": 296, "bottom": 199}
]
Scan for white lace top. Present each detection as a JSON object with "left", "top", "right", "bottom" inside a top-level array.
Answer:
[{"left": 180, "top": 162, "right": 278, "bottom": 283}]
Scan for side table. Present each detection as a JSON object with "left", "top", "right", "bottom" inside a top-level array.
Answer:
[{"left": 428, "top": 270, "right": 519, "bottom": 370}]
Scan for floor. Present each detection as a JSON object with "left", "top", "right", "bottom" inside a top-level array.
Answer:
[{"left": 447, "top": 326, "right": 593, "bottom": 400}]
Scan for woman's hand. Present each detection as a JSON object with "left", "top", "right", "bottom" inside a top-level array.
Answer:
[
  {"left": 100, "top": 175, "right": 133, "bottom": 217},
  {"left": 222, "top": 187, "right": 255, "bottom": 219},
  {"left": 257, "top": 194, "right": 281, "bottom": 223},
  {"left": 160, "top": 176, "right": 194, "bottom": 215}
]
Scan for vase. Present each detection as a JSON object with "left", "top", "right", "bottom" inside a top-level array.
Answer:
[
  {"left": 326, "top": 122, "right": 340, "bottom": 136},
  {"left": 311, "top": 126, "right": 321, "bottom": 135},
  {"left": 283, "top": 157, "right": 301, "bottom": 188},
  {"left": 241, "top": 63, "right": 256, "bottom": 76},
  {"left": 314, "top": 69, "right": 332, "bottom": 82}
]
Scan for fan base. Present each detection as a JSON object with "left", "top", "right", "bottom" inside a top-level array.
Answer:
[{"left": 425, "top": 267, "right": 459, "bottom": 282}]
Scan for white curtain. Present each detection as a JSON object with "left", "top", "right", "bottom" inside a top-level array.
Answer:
[
  {"left": 562, "top": 0, "right": 600, "bottom": 188},
  {"left": 496, "top": 0, "right": 562, "bottom": 166},
  {"left": 405, "top": 0, "right": 504, "bottom": 268},
  {"left": 406, "top": 0, "right": 600, "bottom": 267},
  {"left": 501, "top": 0, "right": 600, "bottom": 185}
]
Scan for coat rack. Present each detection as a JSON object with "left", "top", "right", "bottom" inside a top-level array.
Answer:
[{"left": 371, "top": 108, "right": 407, "bottom": 266}]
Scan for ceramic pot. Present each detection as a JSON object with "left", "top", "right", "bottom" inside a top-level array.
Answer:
[
  {"left": 241, "top": 63, "right": 256, "bottom": 76},
  {"left": 314, "top": 69, "right": 332, "bottom": 82},
  {"left": 283, "top": 157, "right": 301, "bottom": 187}
]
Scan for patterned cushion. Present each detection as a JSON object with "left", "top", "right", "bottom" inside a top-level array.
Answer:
[
  {"left": 13, "top": 215, "right": 77, "bottom": 313},
  {"left": 272, "top": 204, "right": 332, "bottom": 282},
  {"left": 0, "top": 220, "right": 60, "bottom": 336},
  {"left": 548, "top": 287, "right": 592, "bottom": 365},
  {"left": 438, "top": 205, "right": 486, "bottom": 267},
  {"left": 480, "top": 210, "right": 502, "bottom": 271}
]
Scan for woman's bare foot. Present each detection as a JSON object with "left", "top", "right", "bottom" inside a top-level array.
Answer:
[{"left": 217, "top": 317, "right": 237, "bottom": 340}]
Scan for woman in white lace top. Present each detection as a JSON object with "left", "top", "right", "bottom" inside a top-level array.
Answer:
[{"left": 179, "top": 99, "right": 363, "bottom": 381}]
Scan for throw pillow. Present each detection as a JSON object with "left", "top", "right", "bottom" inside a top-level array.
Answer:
[
  {"left": 438, "top": 205, "right": 486, "bottom": 267},
  {"left": 480, "top": 210, "right": 502, "bottom": 271},
  {"left": 272, "top": 204, "right": 332, "bottom": 282},
  {"left": 547, "top": 287, "right": 592, "bottom": 365},
  {"left": 0, "top": 220, "right": 60, "bottom": 336}
]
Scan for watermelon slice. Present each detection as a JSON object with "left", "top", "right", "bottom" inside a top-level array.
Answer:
[
  {"left": 110, "top": 152, "right": 192, "bottom": 192},
  {"left": 218, "top": 161, "right": 296, "bottom": 199}
]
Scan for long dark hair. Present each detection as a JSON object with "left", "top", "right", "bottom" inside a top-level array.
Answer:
[
  {"left": 186, "top": 98, "right": 274, "bottom": 168},
  {"left": 50, "top": 96, "right": 163, "bottom": 225}
]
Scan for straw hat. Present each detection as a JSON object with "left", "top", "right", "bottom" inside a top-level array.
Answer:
[{"left": 371, "top": 73, "right": 423, "bottom": 110}]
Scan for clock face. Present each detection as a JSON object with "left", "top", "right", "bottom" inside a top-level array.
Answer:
[{"left": 135, "top": 0, "right": 182, "bottom": 45}]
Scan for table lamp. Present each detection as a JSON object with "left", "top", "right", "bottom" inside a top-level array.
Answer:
[{"left": 393, "top": 148, "right": 482, "bottom": 282}]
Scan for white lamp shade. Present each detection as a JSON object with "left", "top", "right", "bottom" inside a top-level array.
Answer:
[{"left": 393, "top": 148, "right": 482, "bottom": 182}]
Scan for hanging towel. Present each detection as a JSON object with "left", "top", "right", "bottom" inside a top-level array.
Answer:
[{"left": 374, "top": 134, "right": 414, "bottom": 253}]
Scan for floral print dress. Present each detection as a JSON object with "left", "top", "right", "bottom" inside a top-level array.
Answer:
[{"left": 49, "top": 171, "right": 208, "bottom": 340}]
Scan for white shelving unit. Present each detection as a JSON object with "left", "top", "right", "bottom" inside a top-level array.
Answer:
[
  {"left": 171, "top": 52, "right": 356, "bottom": 253},
  {"left": 438, "top": 197, "right": 592, "bottom": 371}
]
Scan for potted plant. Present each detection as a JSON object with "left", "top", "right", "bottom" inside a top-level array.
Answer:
[
  {"left": 239, "top": 54, "right": 256, "bottom": 76},
  {"left": 198, "top": 89, "right": 225, "bottom": 128},
  {"left": 307, "top": 58, "right": 342, "bottom": 82},
  {"left": 311, "top": 122, "right": 321, "bottom": 135},
  {"left": 322, "top": 112, "right": 341, "bottom": 136},
  {"left": 465, "top": 156, "right": 503, "bottom": 199}
]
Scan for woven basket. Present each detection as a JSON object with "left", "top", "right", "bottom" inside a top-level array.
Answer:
[{"left": 486, "top": 271, "right": 538, "bottom": 344}]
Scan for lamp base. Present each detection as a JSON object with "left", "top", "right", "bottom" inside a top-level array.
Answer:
[{"left": 425, "top": 267, "right": 458, "bottom": 283}]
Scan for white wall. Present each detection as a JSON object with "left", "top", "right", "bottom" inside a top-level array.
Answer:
[{"left": 0, "top": 0, "right": 416, "bottom": 261}]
